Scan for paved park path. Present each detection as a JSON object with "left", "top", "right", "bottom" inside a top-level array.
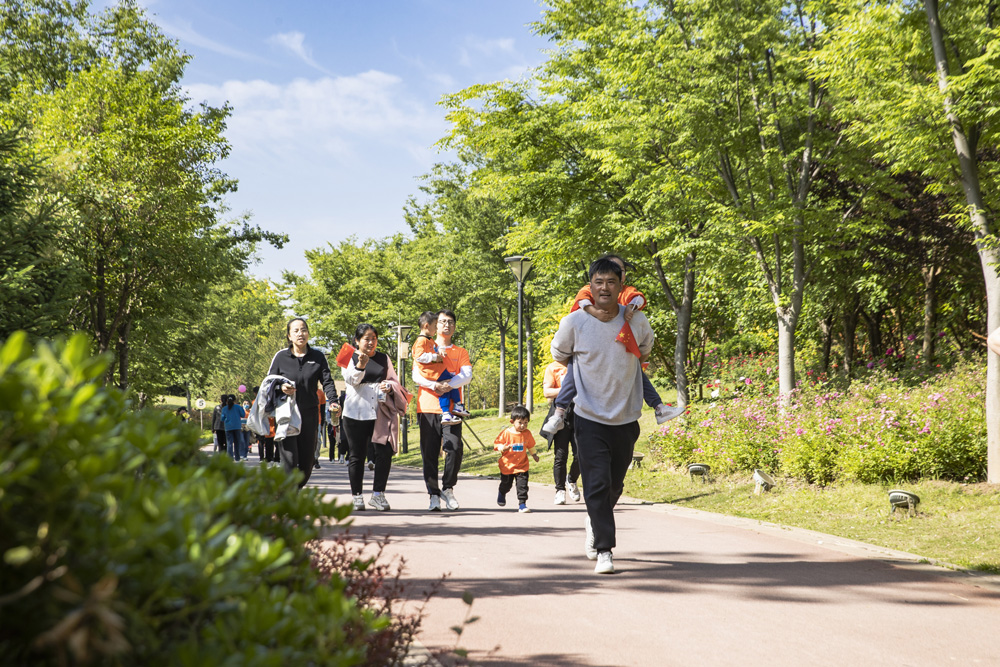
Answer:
[{"left": 304, "top": 460, "right": 1000, "bottom": 666}]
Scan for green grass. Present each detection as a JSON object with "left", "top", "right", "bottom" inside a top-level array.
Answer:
[{"left": 395, "top": 407, "right": 1000, "bottom": 574}]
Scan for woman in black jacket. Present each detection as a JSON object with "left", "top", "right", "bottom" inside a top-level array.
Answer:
[{"left": 267, "top": 317, "right": 339, "bottom": 487}]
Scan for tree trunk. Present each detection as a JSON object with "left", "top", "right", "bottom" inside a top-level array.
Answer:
[
  {"left": 117, "top": 319, "right": 131, "bottom": 391},
  {"left": 673, "top": 253, "right": 697, "bottom": 409},
  {"left": 860, "top": 308, "right": 884, "bottom": 359},
  {"left": 777, "top": 305, "right": 798, "bottom": 397},
  {"left": 921, "top": 263, "right": 940, "bottom": 367},
  {"left": 842, "top": 296, "right": 859, "bottom": 378},
  {"left": 819, "top": 312, "right": 834, "bottom": 373},
  {"left": 925, "top": 0, "right": 1000, "bottom": 481},
  {"left": 185, "top": 381, "right": 191, "bottom": 412},
  {"left": 498, "top": 305, "right": 507, "bottom": 417}
]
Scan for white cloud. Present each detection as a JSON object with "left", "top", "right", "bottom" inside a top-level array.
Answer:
[
  {"left": 155, "top": 17, "right": 265, "bottom": 62},
  {"left": 267, "top": 31, "right": 330, "bottom": 74},
  {"left": 185, "top": 72, "right": 444, "bottom": 162},
  {"left": 459, "top": 36, "right": 519, "bottom": 68}
]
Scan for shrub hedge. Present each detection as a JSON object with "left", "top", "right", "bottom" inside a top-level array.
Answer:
[
  {"left": 649, "top": 357, "right": 987, "bottom": 484},
  {"left": 0, "top": 332, "right": 408, "bottom": 665}
]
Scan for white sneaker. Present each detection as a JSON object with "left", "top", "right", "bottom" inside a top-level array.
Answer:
[
  {"left": 554, "top": 489, "right": 567, "bottom": 505},
  {"left": 655, "top": 404, "right": 685, "bottom": 424},
  {"left": 543, "top": 412, "right": 565, "bottom": 434},
  {"left": 429, "top": 495, "right": 442, "bottom": 511},
  {"left": 584, "top": 515, "right": 597, "bottom": 560},
  {"left": 442, "top": 488, "right": 460, "bottom": 510},
  {"left": 352, "top": 494, "right": 365, "bottom": 511},
  {"left": 595, "top": 550, "right": 615, "bottom": 574},
  {"left": 441, "top": 411, "right": 462, "bottom": 424},
  {"left": 568, "top": 482, "right": 581, "bottom": 502},
  {"left": 368, "top": 492, "right": 390, "bottom": 511},
  {"left": 337, "top": 456, "right": 345, "bottom": 464}
]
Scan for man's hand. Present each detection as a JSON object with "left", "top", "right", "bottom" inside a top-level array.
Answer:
[
  {"left": 432, "top": 353, "right": 445, "bottom": 363},
  {"left": 328, "top": 401, "right": 341, "bottom": 416},
  {"left": 584, "top": 304, "right": 616, "bottom": 323},
  {"left": 433, "top": 381, "right": 451, "bottom": 395},
  {"left": 624, "top": 303, "right": 637, "bottom": 322},
  {"left": 281, "top": 383, "right": 296, "bottom": 396}
]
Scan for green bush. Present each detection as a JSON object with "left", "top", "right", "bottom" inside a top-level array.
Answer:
[
  {"left": 648, "top": 358, "right": 987, "bottom": 484},
  {"left": 0, "top": 332, "right": 408, "bottom": 665}
]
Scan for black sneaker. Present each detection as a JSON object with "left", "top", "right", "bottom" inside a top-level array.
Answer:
[
  {"left": 497, "top": 491, "right": 506, "bottom": 507},
  {"left": 314, "top": 461, "right": 321, "bottom": 469}
]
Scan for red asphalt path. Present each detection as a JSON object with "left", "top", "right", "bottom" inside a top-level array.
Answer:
[{"left": 302, "top": 460, "right": 1000, "bottom": 666}]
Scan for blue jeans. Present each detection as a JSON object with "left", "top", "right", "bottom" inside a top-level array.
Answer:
[
  {"left": 436, "top": 369, "right": 462, "bottom": 412},
  {"left": 226, "top": 430, "right": 245, "bottom": 460}
]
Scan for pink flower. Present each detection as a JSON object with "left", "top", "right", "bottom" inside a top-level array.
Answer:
[
  {"left": 795, "top": 428, "right": 805, "bottom": 436},
  {"left": 744, "top": 377, "right": 752, "bottom": 385}
]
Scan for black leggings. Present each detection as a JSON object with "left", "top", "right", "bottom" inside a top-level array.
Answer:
[
  {"left": 279, "top": 406, "right": 318, "bottom": 488},
  {"left": 342, "top": 416, "right": 393, "bottom": 495}
]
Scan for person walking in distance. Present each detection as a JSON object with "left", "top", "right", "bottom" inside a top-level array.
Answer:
[
  {"left": 542, "top": 359, "right": 581, "bottom": 504},
  {"left": 267, "top": 317, "right": 339, "bottom": 488},
  {"left": 411, "top": 310, "right": 472, "bottom": 511},
  {"left": 550, "top": 257, "right": 655, "bottom": 574}
]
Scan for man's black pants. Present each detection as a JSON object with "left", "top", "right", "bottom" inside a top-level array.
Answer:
[
  {"left": 552, "top": 412, "right": 580, "bottom": 490},
  {"left": 574, "top": 414, "right": 639, "bottom": 552},
  {"left": 418, "top": 413, "right": 463, "bottom": 496}
]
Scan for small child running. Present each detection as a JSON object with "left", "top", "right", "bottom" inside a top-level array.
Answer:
[
  {"left": 544, "top": 254, "right": 684, "bottom": 435},
  {"left": 412, "top": 311, "right": 471, "bottom": 424},
  {"left": 495, "top": 405, "right": 539, "bottom": 513}
]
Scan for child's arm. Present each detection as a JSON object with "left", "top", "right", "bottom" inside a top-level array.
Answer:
[
  {"left": 494, "top": 431, "right": 509, "bottom": 453},
  {"left": 526, "top": 433, "right": 538, "bottom": 461},
  {"left": 569, "top": 285, "right": 592, "bottom": 313}
]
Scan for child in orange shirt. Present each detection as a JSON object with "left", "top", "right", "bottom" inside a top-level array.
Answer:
[
  {"left": 543, "top": 254, "right": 683, "bottom": 436},
  {"left": 412, "top": 311, "right": 471, "bottom": 423},
  {"left": 494, "top": 405, "right": 539, "bottom": 513}
]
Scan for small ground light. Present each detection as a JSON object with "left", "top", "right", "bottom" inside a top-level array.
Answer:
[
  {"left": 687, "top": 462, "right": 711, "bottom": 483},
  {"left": 888, "top": 489, "right": 920, "bottom": 518},
  {"left": 753, "top": 469, "right": 775, "bottom": 494},
  {"left": 629, "top": 452, "right": 645, "bottom": 470}
]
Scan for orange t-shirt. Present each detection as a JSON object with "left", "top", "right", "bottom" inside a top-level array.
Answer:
[
  {"left": 413, "top": 334, "right": 445, "bottom": 381},
  {"left": 317, "top": 387, "right": 326, "bottom": 423},
  {"left": 543, "top": 361, "right": 568, "bottom": 391},
  {"left": 570, "top": 284, "right": 646, "bottom": 313},
  {"left": 494, "top": 427, "right": 536, "bottom": 474},
  {"left": 416, "top": 343, "right": 471, "bottom": 413}
]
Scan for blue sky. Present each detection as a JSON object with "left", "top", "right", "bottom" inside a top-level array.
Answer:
[{"left": 133, "top": 0, "right": 551, "bottom": 281}]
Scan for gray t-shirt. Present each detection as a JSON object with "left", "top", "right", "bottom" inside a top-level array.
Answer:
[{"left": 550, "top": 306, "right": 654, "bottom": 426}]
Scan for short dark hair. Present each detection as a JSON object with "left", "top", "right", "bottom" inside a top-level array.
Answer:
[
  {"left": 353, "top": 323, "right": 378, "bottom": 344},
  {"left": 588, "top": 257, "right": 624, "bottom": 280},
  {"left": 511, "top": 404, "right": 531, "bottom": 421},
  {"left": 286, "top": 317, "right": 309, "bottom": 349},
  {"left": 419, "top": 311, "right": 437, "bottom": 328},
  {"left": 437, "top": 309, "right": 457, "bottom": 324},
  {"left": 600, "top": 253, "right": 633, "bottom": 270}
]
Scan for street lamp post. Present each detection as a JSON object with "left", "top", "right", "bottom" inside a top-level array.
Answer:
[
  {"left": 504, "top": 255, "right": 533, "bottom": 410},
  {"left": 395, "top": 324, "right": 412, "bottom": 453}
]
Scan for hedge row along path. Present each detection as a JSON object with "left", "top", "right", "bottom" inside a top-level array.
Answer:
[{"left": 300, "top": 462, "right": 1000, "bottom": 666}]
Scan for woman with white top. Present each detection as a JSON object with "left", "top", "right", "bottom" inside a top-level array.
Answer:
[{"left": 342, "top": 323, "right": 398, "bottom": 511}]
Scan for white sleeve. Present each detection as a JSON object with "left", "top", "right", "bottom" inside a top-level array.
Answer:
[
  {"left": 412, "top": 365, "right": 437, "bottom": 389},
  {"left": 629, "top": 295, "right": 645, "bottom": 308},
  {"left": 448, "top": 365, "right": 473, "bottom": 389},
  {"left": 342, "top": 360, "right": 365, "bottom": 387},
  {"left": 415, "top": 352, "right": 437, "bottom": 363},
  {"left": 578, "top": 298, "right": 593, "bottom": 308}
]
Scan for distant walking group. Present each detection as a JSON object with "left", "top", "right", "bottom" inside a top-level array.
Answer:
[{"left": 231, "top": 253, "right": 681, "bottom": 574}]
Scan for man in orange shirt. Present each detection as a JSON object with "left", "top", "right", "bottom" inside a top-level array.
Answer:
[{"left": 411, "top": 309, "right": 472, "bottom": 511}]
